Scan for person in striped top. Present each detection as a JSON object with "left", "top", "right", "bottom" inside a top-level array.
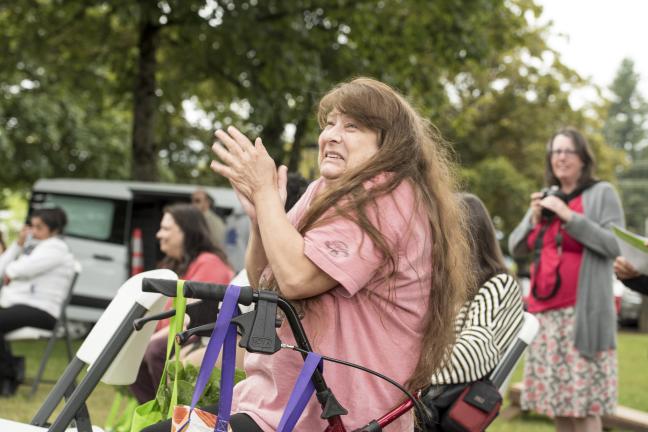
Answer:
[{"left": 430, "top": 193, "right": 524, "bottom": 385}]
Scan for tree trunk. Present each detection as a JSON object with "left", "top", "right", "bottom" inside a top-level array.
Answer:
[
  {"left": 262, "top": 112, "right": 285, "bottom": 164},
  {"left": 131, "top": 9, "right": 160, "bottom": 181}
]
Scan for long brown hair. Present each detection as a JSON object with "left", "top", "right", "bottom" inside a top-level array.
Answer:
[
  {"left": 159, "top": 203, "right": 230, "bottom": 276},
  {"left": 296, "top": 78, "right": 472, "bottom": 391},
  {"left": 459, "top": 193, "right": 508, "bottom": 298}
]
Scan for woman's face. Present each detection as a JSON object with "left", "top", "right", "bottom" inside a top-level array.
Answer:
[
  {"left": 318, "top": 110, "right": 380, "bottom": 181},
  {"left": 30, "top": 216, "right": 54, "bottom": 240},
  {"left": 157, "top": 213, "right": 184, "bottom": 260},
  {"left": 550, "top": 134, "right": 584, "bottom": 186}
]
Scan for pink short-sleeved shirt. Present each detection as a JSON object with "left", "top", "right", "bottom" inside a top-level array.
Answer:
[{"left": 232, "top": 177, "right": 432, "bottom": 431}]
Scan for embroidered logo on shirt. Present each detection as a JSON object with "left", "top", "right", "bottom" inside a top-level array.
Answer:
[{"left": 325, "top": 240, "right": 349, "bottom": 258}]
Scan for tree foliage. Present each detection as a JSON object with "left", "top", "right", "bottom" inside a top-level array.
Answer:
[
  {"left": 604, "top": 58, "right": 648, "bottom": 160},
  {"left": 0, "top": 0, "right": 622, "bottom": 235},
  {"left": 603, "top": 58, "right": 648, "bottom": 235}
]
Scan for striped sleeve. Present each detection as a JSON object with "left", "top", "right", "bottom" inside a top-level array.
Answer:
[{"left": 430, "top": 273, "right": 524, "bottom": 384}]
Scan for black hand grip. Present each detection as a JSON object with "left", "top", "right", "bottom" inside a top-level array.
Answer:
[
  {"left": 183, "top": 281, "right": 254, "bottom": 305},
  {"left": 141, "top": 278, "right": 179, "bottom": 297}
]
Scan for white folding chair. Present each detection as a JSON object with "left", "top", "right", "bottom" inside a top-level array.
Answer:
[
  {"left": 24, "top": 269, "right": 177, "bottom": 432},
  {"left": 489, "top": 311, "right": 540, "bottom": 393},
  {"left": 6, "top": 260, "right": 83, "bottom": 398}
]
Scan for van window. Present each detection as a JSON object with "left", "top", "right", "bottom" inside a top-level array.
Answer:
[{"left": 30, "top": 192, "right": 128, "bottom": 244}]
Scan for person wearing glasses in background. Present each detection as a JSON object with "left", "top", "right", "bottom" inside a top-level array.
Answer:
[
  {"left": 191, "top": 188, "right": 226, "bottom": 249},
  {"left": 509, "top": 127, "right": 624, "bottom": 432}
]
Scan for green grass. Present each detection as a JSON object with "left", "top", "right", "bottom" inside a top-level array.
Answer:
[
  {"left": 1, "top": 331, "right": 647, "bottom": 430},
  {"left": 490, "top": 329, "right": 648, "bottom": 432},
  {"left": 0, "top": 340, "right": 118, "bottom": 426}
]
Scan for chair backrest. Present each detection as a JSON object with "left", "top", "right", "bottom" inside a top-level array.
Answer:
[
  {"left": 61, "top": 259, "right": 83, "bottom": 310},
  {"left": 59, "top": 259, "right": 82, "bottom": 317},
  {"left": 75, "top": 269, "right": 176, "bottom": 385},
  {"left": 488, "top": 311, "right": 539, "bottom": 392}
]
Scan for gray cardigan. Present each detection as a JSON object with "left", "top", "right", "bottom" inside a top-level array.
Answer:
[{"left": 508, "top": 181, "right": 624, "bottom": 358}]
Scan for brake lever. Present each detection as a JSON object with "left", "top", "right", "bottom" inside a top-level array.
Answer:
[{"left": 132, "top": 300, "right": 220, "bottom": 331}]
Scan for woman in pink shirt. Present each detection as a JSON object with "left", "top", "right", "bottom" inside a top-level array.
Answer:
[{"left": 148, "top": 77, "right": 472, "bottom": 432}]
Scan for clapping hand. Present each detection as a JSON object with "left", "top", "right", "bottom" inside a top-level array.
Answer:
[{"left": 211, "top": 126, "right": 288, "bottom": 223}]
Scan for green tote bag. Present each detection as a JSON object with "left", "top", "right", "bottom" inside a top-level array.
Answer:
[{"left": 130, "top": 279, "right": 187, "bottom": 432}]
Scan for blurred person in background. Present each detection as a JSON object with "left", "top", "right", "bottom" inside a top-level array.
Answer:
[
  {"left": 0, "top": 207, "right": 75, "bottom": 396},
  {"left": 223, "top": 207, "right": 250, "bottom": 272},
  {"left": 614, "top": 248, "right": 648, "bottom": 296},
  {"left": 509, "top": 127, "right": 623, "bottom": 432},
  {"left": 130, "top": 203, "right": 233, "bottom": 404},
  {"left": 192, "top": 188, "right": 226, "bottom": 249}
]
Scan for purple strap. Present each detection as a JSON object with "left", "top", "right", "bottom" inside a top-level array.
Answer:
[
  {"left": 178, "top": 284, "right": 241, "bottom": 432},
  {"left": 276, "top": 352, "right": 323, "bottom": 432},
  {"left": 216, "top": 322, "right": 237, "bottom": 429}
]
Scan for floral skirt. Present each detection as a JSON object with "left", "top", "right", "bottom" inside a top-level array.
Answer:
[{"left": 521, "top": 306, "right": 617, "bottom": 418}]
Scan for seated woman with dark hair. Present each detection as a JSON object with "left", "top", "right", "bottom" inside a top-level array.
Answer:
[
  {"left": 130, "top": 203, "right": 234, "bottom": 404},
  {"left": 430, "top": 194, "right": 524, "bottom": 386},
  {"left": 0, "top": 207, "right": 75, "bottom": 396}
]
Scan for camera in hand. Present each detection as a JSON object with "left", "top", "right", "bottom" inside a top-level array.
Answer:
[{"left": 540, "top": 186, "right": 568, "bottom": 220}]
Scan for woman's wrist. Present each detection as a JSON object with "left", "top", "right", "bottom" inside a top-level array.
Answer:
[{"left": 251, "top": 182, "right": 278, "bottom": 204}]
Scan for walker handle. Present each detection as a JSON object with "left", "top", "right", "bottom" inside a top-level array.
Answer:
[
  {"left": 183, "top": 281, "right": 255, "bottom": 306},
  {"left": 141, "top": 278, "right": 178, "bottom": 297}
]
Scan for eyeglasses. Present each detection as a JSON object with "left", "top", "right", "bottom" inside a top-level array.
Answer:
[{"left": 550, "top": 149, "right": 578, "bottom": 157}]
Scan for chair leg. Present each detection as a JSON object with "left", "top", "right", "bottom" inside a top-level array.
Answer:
[
  {"left": 61, "top": 314, "right": 73, "bottom": 361},
  {"left": 29, "top": 327, "right": 60, "bottom": 399}
]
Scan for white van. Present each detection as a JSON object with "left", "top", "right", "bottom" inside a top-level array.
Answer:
[{"left": 29, "top": 178, "right": 241, "bottom": 322}]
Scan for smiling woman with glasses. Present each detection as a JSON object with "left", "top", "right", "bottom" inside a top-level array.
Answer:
[{"left": 508, "top": 127, "right": 624, "bottom": 432}]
